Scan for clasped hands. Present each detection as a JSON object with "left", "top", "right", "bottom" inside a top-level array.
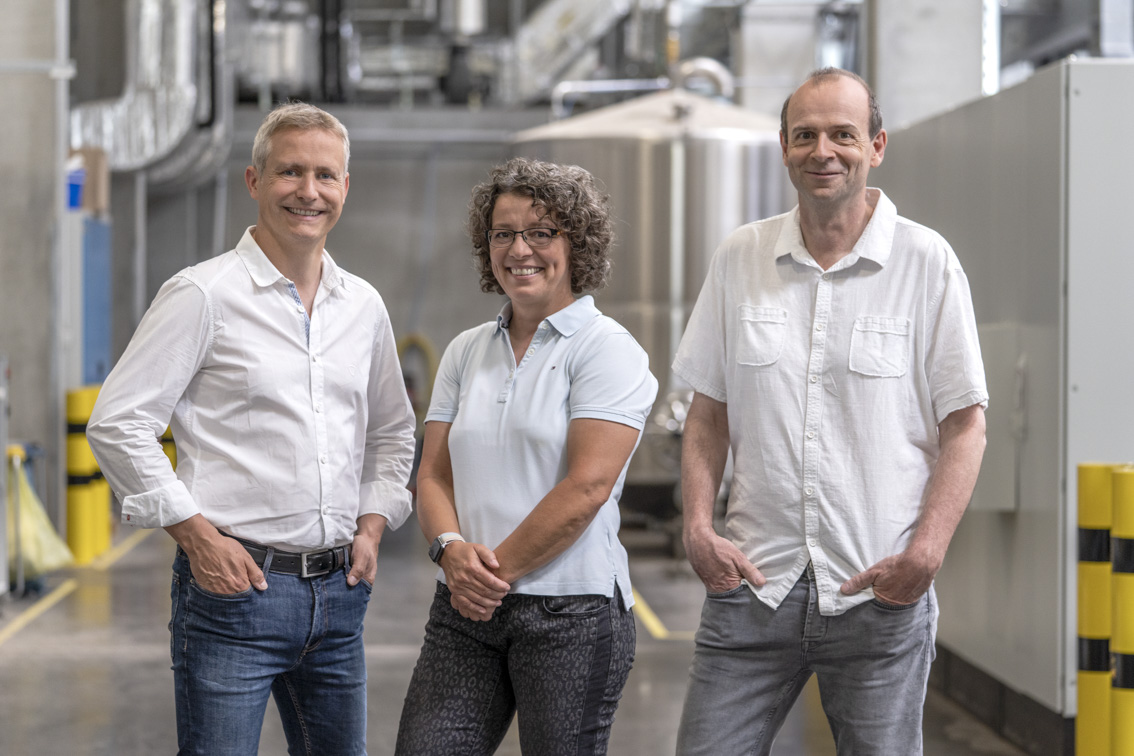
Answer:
[{"left": 438, "top": 541, "right": 511, "bottom": 621}]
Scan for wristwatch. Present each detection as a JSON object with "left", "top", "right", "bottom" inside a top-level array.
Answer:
[{"left": 428, "top": 532, "right": 465, "bottom": 564}]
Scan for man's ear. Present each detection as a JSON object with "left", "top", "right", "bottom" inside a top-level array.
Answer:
[
  {"left": 870, "top": 129, "right": 887, "bottom": 167},
  {"left": 245, "top": 165, "right": 259, "bottom": 198}
]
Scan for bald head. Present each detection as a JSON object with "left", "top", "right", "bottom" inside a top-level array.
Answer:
[{"left": 780, "top": 68, "right": 882, "bottom": 140}]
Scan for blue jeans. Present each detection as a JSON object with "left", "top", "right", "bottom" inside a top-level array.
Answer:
[
  {"left": 676, "top": 566, "right": 938, "bottom": 756},
  {"left": 395, "top": 582, "right": 636, "bottom": 755},
  {"left": 170, "top": 548, "right": 372, "bottom": 755}
]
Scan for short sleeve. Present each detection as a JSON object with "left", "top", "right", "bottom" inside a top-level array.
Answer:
[
  {"left": 926, "top": 255, "right": 989, "bottom": 424},
  {"left": 424, "top": 329, "right": 470, "bottom": 424},
  {"left": 672, "top": 243, "right": 729, "bottom": 401},
  {"left": 569, "top": 329, "right": 658, "bottom": 429}
]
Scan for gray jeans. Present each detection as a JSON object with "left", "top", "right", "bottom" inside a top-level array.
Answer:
[
  {"left": 396, "top": 582, "right": 636, "bottom": 756},
  {"left": 676, "top": 566, "right": 937, "bottom": 756}
]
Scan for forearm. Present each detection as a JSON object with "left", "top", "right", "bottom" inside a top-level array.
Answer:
[
  {"left": 164, "top": 514, "right": 224, "bottom": 556},
  {"left": 908, "top": 404, "right": 987, "bottom": 566},
  {"left": 493, "top": 418, "right": 641, "bottom": 584},
  {"left": 416, "top": 476, "right": 462, "bottom": 543},
  {"left": 492, "top": 478, "right": 608, "bottom": 584},
  {"left": 355, "top": 512, "right": 387, "bottom": 541},
  {"left": 681, "top": 393, "right": 730, "bottom": 541}
]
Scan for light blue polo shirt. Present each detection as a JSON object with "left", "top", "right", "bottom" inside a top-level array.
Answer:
[{"left": 425, "top": 295, "right": 658, "bottom": 606}]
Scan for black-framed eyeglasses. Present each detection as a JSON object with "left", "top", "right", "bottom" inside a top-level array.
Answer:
[{"left": 486, "top": 228, "right": 562, "bottom": 249}]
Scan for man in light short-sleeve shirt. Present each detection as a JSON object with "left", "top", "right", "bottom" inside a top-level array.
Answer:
[{"left": 674, "top": 68, "right": 988, "bottom": 755}]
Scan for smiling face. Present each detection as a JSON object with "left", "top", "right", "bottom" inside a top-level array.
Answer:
[
  {"left": 489, "top": 192, "right": 575, "bottom": 319},
  {"left": 245, "top": 126, "right": 349, "bottom": 258},
  {"left": 780, "top": 76, "right": 886, "bottom": 210}
]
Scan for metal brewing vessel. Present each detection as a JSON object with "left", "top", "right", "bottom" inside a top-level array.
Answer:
[{"left": 512, "top": 89, "right": 794, "bottom": 497}]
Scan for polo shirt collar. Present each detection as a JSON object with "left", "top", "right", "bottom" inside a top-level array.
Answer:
[
  {"left": 774, "top": 188, "right": 898, "bottom": 269},
  {"left": 235, "top": 226, "right": 346, "bottom": 292},
  {"left": 495, "top": 295, "right": 600, "bottom": 337}
]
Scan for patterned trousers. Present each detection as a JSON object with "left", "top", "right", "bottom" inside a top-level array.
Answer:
[{"left": 396, "top": 581, "right": 636, "bottom": 755}]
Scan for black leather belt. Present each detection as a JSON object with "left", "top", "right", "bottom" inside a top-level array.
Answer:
[{"left": 235, "top": 537, "right": 351, "bottom": 578}]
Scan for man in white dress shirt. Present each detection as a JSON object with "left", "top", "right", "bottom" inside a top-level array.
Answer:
[
  {"left": 673, "top": 69, "right": 988, "bottom": 754},
  {"left": 87, "top": 103, "right": 416, "bottom": 755}
]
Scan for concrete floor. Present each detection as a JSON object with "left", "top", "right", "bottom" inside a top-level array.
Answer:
[{"left": 0, "top": 520, "right": 1026, "bottom": 755}]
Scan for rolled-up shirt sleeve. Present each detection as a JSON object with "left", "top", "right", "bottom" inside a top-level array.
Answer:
[
  {"left": 87, "top": 276, "right": 211, "bottom": 528},
  {"left": 358, "top": 306, "right": 417, "bottom": 530}
]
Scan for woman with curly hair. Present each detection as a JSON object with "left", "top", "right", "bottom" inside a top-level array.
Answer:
[{"left": 395, "top": 157, "right": 658, "bottom": 755}]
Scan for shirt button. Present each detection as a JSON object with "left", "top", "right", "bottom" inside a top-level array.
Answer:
[
  {"left": 806, "top": 431, "right": 815, "bottom": 439},
  {"left": 526, "top": 348, "right": 535, "bottom": 356},
  {"left": 805, "top": 487, "right": 814, "bottom": 496},
  {"left": 822, "top": 273, "right": 831, "bottom": 280},
  {"left": 312, "top": 355, "right": 319, "bottom": 363},
  {"left": 315, "top": 405, "right": 323, "bottom": 413},
  {"left": 296, "top": 305, "right": 304, "bottom": 313},
  {"left": 815, "top": 324, "right": 824, "bottom": 332},
  {"left": 809, "top": 375, "right": 818, "bottom": 384},
  {"left": 320, "top": 455, "right": 327, "bottom": 464},
  {"left": 808, "top": 538, "right": 817, "bottom": 547}
]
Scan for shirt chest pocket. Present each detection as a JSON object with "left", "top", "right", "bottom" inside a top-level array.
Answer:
[
  {"left": 849, "top": 316, "right": 911, "bottom": 378},
  {"left": 737, "top": 305, "right": 788, "bottom": 367}
]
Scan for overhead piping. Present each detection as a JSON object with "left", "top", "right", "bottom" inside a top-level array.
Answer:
[{"left": 70, "top": 0, "right": 232, "bottom": 190}]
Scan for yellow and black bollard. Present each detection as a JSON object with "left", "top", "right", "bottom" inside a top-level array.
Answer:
[
  {"left": 161, "top": 426, "right": 177, "bottom": 469},
  {"left": 1113, "top": 466, "right": 1134, "bottom": 754},
  {"left": 66, "top": 386, "right": 111, "bottom": 565},
  {"left": 1078, "top": 462, "right": 1114, "bottom": 756}
]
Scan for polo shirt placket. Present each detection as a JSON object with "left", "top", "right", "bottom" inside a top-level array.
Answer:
[{"left": 498, "top": 321, "right": 550, "bottom": 404}]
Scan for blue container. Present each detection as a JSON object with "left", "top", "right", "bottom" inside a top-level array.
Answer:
[{"left": 67, "top": 167, "right": 85, "bottom": 209}]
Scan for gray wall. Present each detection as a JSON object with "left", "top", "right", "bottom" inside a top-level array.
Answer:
[
  {"left": 873, "top": 58, "right": 1134, "bottom": 716},
  {"left": 0, "top": 2, "right": 63, "bottom": 506}
]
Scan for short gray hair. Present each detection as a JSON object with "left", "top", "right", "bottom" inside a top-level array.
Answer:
[{"left": 251, "top": 102, "right": 350, "bottom": 175}]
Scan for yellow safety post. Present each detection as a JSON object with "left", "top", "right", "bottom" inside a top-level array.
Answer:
[
  {"left": 161, "top": 427, "right": 177, "bottom": 469},
  {"left": 66, "top": 386, "right": 110, "bottom": 565},
  {"left": 1078, "top": 462, "right": 1114, "bottom": 756},
  {"left": 1113, "top": 466, "right": 1134, "bottom": 755}
]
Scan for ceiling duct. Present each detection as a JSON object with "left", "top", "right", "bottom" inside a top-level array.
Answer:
[
  {"left": 71, "top": 0, "right": 231, "bottom": 188},
  {"left": 512, "top": 0, "right": 633, "bottom": 102}
]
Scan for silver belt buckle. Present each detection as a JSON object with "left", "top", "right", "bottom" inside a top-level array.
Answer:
[{"left": 300, "top": 550, "right": 323, "bottom": 578}]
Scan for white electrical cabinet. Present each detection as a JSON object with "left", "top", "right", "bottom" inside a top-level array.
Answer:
[{"left": 875, "top": 58, "right": 1134, "bottom": 716}]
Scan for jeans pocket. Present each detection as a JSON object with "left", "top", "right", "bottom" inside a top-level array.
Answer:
[
  {"left": 541, "top": 594, "right": 610, "bottom": 616},
  {"left": 849, "top": 316, "right": 910, "bottom": 377},
  {"left": 706, "top": 582, "right": 747, "bottom": 599},
  {"left": 188, "top": 579, "right": 255, "bottom": 600},
  {"left": 737, "top": 305, "right": 788, "bottom": 367},
  {"left": 871, "top": 596, "right": 920, "bottom": 611}
]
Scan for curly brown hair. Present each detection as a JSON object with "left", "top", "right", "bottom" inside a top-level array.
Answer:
[{"left": 467, "top": 157, "right": 614, "bottom": 296}]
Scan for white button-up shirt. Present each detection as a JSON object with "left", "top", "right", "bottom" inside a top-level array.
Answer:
[
  {"left": 426, "top": 296, "right": 658, "bottom": 606},
  {"left": 88, "top": 228, "right": 416, "bottom": 552},
  {"left": 673, "top": 190, "right": 988, "bottom": 615}
]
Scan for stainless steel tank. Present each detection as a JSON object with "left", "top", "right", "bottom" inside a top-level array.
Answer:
[{"left": 512, "top": 89, "right": 795, "bottom": 507}]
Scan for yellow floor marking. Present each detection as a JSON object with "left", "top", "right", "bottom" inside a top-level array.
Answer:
[
  {"left": 0, "top": 578, "right": 78, "bottom": 649},
  {"left": 0, "top": 529, "right": 154, "bottom": 649},
  {"left": 632, "top": 587, "right": 696, "bottom": 641},
  {"left": 90, "top": 527, "right": 154, "bottom": 570}
]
